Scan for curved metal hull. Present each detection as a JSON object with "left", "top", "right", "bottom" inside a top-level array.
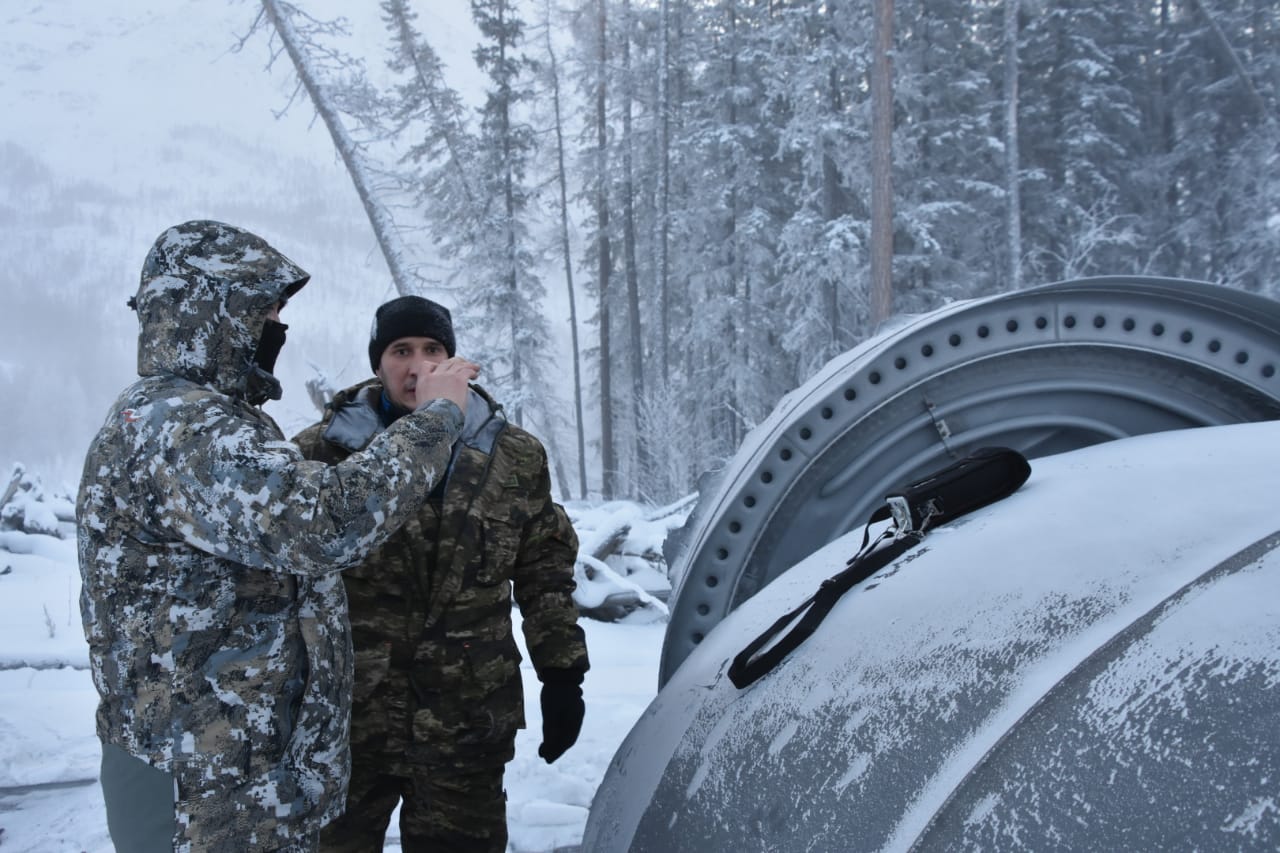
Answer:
[{"left": 588, "top": 422, "right": 1280, "bottom": 851}]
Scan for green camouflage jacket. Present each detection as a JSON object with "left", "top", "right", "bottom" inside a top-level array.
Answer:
[
  {"left": 76, "top": 221, "right": 463, "bottom": 852},
  {"left": 294, "top": 380, "right": 588, "bottom": 768}
]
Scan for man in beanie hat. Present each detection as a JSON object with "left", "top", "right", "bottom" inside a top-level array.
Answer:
[
  {"left": 77, "top": 222, "right": 477, "bottom": 852},
  {"left": 367, "top": 294, "right": 458, "bottom": 369},
  {"left": 295, "top": 294, "right": 589, "bottom": 852}
]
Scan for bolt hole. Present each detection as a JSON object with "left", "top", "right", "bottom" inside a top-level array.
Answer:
[
  {"left": 1262, "top": 364, "right": 1276, "bottom": 378},
  {"left": 869, "top": 371, "right": 882, "bottom": 385},
  {"left": 1123, "top": 318, "right": 1136, "bottom": 331},
  {"left": 1152, "top": 323, "right": 1165, "bottom": 337},
  {"left": 692, "top": 632, "right": 704, "bottom": 644},
  {"left": 894, "top": 356, "right": 907, "bottom": 370},
  {"left": 706, "top": 575, "right": 720, "bottom": 587},
  {"left": 977, "top": 325, "right": 990, "bottom": 339},
  {"left": 1180, "top": 330, "right": 1193, "bottom": 344},
  {"left": 761, "top": 471, "right": 773, "bottom": 484},
  {"left": 799, "top": 427, "right": 812, "bottom": 440},
  {"left": 1035, "top": 316, "right": 1048, "bottom": 330},
  {"left": 744, "top": 495, "right": 756, "bottom": 508},
  {"left": 696, "top": 603, "right": 710, "bottom": 616},
  {"left": 780, "top": 448, "right": 792, "bottom": 461},
  {"left": 1208, "top": 339, "right": 1221, "bottom": 353},
  {"left": 921, "top": 344, "right": 934, "bottom": 357},
  {"left": 1236, "top": 351, "right": 1249, "bottom": 365},
  {"left": 1064, "top": 315, "right": 1077, "bottom": 329},
  {"left": 715, "top": 549, "right": 728, "bottom": 561},
  {"left": 844, "top": 388, "right": 856, "bottom": 401},
  {"left": 1006, "top": 319, "right": 1019, "bottom": 333},
  {"left": 1093, "top": 315, "right": 1106, "bottom": 329},
  {"left": 728, "top": 521, "right": 741, "bottom": 533},
  {"left": 949, "top": 333, "right": 962, "bottom": 347},
  {"left": 821, "top": 407, "right": 833, "bottom": 419}
]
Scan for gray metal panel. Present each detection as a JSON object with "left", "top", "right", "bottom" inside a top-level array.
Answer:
[
  {"left": 585, "top": 424, "right": 1280, "bottom": 852},
  {"left": 912, "top": 535, "right": 1280, "bottom": 852},
  {"left": 661, "top": 278, "right": 1280, "bottom": 684}
]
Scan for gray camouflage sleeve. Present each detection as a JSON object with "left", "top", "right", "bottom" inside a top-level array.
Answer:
[{"left": 140, "top": 395, "right": 462, "bottom": 575}]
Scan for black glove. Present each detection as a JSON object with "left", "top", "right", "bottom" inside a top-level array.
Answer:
[{"left": 537, "top": 671, "right": 585, "bottom": 764}]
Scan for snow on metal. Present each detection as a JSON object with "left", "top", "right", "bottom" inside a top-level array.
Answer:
[
  {"left": 586, "top": 422, "right": 1280, "bottom": 851},
  {"left": 662, "top": 277, "right": 1280, "bottom": 685}
]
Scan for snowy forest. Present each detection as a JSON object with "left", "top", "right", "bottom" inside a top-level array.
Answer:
[{"left": 252, "top": 0, "right": 1278, "bottom": 503}]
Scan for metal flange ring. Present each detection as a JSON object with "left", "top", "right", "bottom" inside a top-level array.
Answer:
[{"left": 660, "top": 276, "right": 1280, "bottom": 685}]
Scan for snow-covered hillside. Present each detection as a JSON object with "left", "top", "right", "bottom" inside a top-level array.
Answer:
[{"left": 0, "top": 1, "right": 487, "bottom": 488}]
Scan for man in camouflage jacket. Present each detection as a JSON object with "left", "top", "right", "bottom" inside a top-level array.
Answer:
[
  {"left": 294, "top": 295, "right": 590, "bottom": 852},
  {"left": 77, "top": 222, "right": 477, "bottom": 852}
]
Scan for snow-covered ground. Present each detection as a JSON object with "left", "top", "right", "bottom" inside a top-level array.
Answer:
[{"left": 0, "top": 496, "right": 668, "bottom": 853}]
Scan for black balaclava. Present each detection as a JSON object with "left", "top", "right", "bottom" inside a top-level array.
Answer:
[
  {"left": 245, "top": 319, "right": 288, "bottom": 405},
  {"left": 254, "top": 319, "right": 288, "bottom": 375}
]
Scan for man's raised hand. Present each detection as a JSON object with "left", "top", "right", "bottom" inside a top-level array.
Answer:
[{"left": 412, "top": 357, "right": 480, "bottom": 413}]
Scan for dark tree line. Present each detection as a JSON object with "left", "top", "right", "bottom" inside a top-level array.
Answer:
[{"left": 260, "top": 0, "right": 1280, "bottom": 503}]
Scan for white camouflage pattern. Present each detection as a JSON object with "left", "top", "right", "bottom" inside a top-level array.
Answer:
[{"left": 77, "top": 221, "right": 463, "bottom": 851}]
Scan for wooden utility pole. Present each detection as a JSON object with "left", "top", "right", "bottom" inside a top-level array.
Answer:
[
  {"left": 869, "top": 0, "right": 894, "bottom": 326},
  {"left": 1004, "top": 0, "right": 1022, "bottom": 291}
]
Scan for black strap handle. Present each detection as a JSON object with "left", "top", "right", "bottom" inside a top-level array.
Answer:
[
  {"left": 728, "top": 531, "right": 913, "bottom": 689},
  {"left": 726, "top": 446, "right": 1031, "bottom": 690}
]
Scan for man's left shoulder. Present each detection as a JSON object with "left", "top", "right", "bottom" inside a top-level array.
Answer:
[{"left": 496, "top": 423, "right": 548, "bottom": 461}]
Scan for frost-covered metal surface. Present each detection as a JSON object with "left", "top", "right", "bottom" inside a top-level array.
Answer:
[
  {"left": 662, "top": 278, "right": 1280, "bottom": 684},
  {"left": 914, "top": 536, "right": 1280, "bottom": 851},
  {"left": 586, "top": 423, "right": 1280, "bottom": 851}
]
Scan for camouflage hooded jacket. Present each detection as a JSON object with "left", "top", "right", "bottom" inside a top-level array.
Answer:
[
  {"left": 76, "top": 221, "right": 464, "bottom": 852},
  {"left": 294, "top": 380, "right": 588, "bottom": 767}
]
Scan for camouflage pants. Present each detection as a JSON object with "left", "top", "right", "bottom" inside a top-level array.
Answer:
[{"left": 319, "top": 752, "right": 507, "bottom": 853}]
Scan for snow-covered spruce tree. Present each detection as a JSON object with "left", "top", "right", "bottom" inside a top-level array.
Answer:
[
  {"left": 624, "top": 0, "right": 698, "bottom": 503},
  {"left": 1016, "top": 0, "right": 1146, "bottom": 281},
  {"left": 1145, "top": 0, "right": 1278, "bottom": 291},
  {"left": 670, "top": 0, "right": 795, "bottom": 464},
  {"left": 770, "top": 1, "right": 874, "bottom": 378},
  {"left": 249, "top": 0, "right": 427, "bottom": 296},
  {"left": 616, "top": 0, "right": 650, "bottom": 493},
  {"left": 892, "top": 0, "right": 1007, "bottom": 307},
  {"left": 530, "top": 0, "right": 590, "bottom": 499},
  {"left": 378, "top": 0, "right": 483, "bottom": 257},
  {"left": 563, "top": 0, "right": 619, "bottom": 498},
  {"left": 466, "top": 0, "right": 553, "bottom": 430}
]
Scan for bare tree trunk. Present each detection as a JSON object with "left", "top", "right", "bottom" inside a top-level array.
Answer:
[
  {"left": 1003, "top": 0, "right": 1022, "bottom": 291},
  {"left": 656, "top": 0, "right": 672, "bottom": 384},
  {"left": 823, "top": 1, "right": 845, "bottom": 351},
  {"left": 259, "top": 0, "right": 420, "bottom": 296},
  {"left": 621, "top": 0, "right": 648, "bottom": 482},
  {"left": 596, "top": 0, "right": 616, "bottom": 499},
  {"left": 542, "top": 1, "right": 588, "bottom": 499},
  {"left": 869, "top": 0, "right": 894, "bottom": 326},
  {"left": 726, "top": 0, "right": 743, "bottom": 451},
  {"left": 495, "top": 0, "right": 523, "bottom": 427},
  {"left": 1187, "top": 0, "right": 1273, "bottom": 124}
]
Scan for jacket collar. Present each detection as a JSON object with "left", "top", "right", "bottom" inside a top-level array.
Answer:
[{"left": 322, "top": 382, "right": 505, "bottom": 457}]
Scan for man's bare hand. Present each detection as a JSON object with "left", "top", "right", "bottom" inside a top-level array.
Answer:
[{"left": 411, "top": 357, "right": 480, "bottom": 413}]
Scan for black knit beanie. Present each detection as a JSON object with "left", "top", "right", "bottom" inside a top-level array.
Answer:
[{"left": 368, "top": 295, "right": 457, "bottom": 371}]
